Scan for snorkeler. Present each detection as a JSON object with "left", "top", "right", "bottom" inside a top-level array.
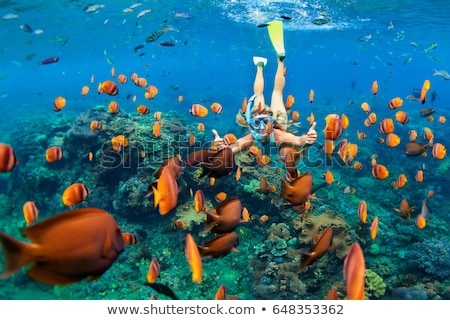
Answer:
[{"left": 212, "top": 20, "right": 317, "bottom": 173}]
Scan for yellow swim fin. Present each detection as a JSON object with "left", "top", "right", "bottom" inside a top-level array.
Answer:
[{"left": 267, "top": 20, "right": 285, "bottom": 58}]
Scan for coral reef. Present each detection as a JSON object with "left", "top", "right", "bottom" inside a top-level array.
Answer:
[
  {"left": 293, "top": 210, "right": 353, "bottom": 259},
  {"left": 365, "top": 269, "right": 386, "bottom": 298},
  {"left": 174, "top": 201, "right": 207, "bottom": 230},
  {"left": 407, "top": 239, "right": 450, "bottom": 279}
]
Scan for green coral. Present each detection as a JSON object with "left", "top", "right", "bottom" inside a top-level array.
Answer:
[
  {"left": 365, "top": 269, "right": 386, "bottom": 298},
  {"left": 436, "top": 158, "right": 450, "bottom": 176},
  {"left": 243, "top": 179, "right": 259, "bottom": 194}
]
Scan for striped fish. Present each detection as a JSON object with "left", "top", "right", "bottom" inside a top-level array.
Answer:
[{"left": 146, "top": 27, "right": 169, "bottom": 43}]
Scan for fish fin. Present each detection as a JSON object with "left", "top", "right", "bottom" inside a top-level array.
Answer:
[
  {"left": 231, "top": 247, "right": 240, "bottom": 253},
  {"left": 28, "top": 264, "right": 83, "bottom": 285},
  {"left": 203, "top": 210, "right": 219, "bottom": 233},
  {"left": 152, "top": 185, "right": 160, "bottom": 207},
  {"left": 267, "top": 20, "right": 285, "bottom": 58},
  {"left": 0, "top": 232, "right": 36, "bottom": 279}
]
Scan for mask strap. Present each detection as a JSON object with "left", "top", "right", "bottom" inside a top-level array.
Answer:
[{"left": 246, "top": 94, "right": 258, "bottom": 124}]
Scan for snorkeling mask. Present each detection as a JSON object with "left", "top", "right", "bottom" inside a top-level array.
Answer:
[{"left": 245, "top": 94, "right": 274, "bottom": 141}]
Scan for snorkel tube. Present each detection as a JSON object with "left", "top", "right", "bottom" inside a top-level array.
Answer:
[{"left": 246, "top": 94, "right": 262, "bottom": 140}]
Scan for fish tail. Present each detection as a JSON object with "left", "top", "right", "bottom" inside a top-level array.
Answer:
[{"left": 0, "top": 231, "right": 35, "bottom": 279}]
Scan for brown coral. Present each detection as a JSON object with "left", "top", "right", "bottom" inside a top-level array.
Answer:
[{"left": 293, "top": 209, "right": 353, "bottom": 259}]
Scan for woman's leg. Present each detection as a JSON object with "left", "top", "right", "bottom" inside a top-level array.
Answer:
[
  {"left": 253, "top": 57, "right": 266, "bottom": 110},
  {"left": 270, "top": 58, "right": 287, "bottom": 129}
]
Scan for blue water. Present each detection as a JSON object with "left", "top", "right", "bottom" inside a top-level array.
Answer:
[{"left": 0, "top": 0, "right": 449, "bottom": 300}]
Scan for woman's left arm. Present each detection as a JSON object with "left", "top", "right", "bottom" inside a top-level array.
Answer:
[{"left": 277, "top": 122, "right": 317, "bottom": 147}]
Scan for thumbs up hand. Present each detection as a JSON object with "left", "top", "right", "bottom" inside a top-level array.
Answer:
[{"left": 305, "top": 121, "right": 317, "bottom": 144}]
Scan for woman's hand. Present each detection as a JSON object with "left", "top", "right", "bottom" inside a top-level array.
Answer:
[
  {"left": 305, "top": 122, "right": 317, "bottom": 144},
  {"left": 212, "top": 129, "right": 226, "bottom": 150}
]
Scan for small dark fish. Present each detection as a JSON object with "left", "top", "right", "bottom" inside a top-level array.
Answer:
[
  {"left": 39, "top": 57, "right": 59, "bottom": 65},
  {"left": 138, "top": 52, "right": 146, "bottom": 57},
  {"left": 419, "top": 108, "right": 435, "bottom": 117},
  {"left": 20, "top": 23, "right": 33, "bottom": 33},
  {"left": 312, "top": 18, "right": 332, "bottom": 25},
  {"left": 133, "top": 44, "right": 144, "bottom": 52},
  {"left": 403, "top": 141, "right": 429, "bottom": 156},
  {"left": 431, "top": 91, "right": 437, "bottom": 103},
  {"left": 144, "top": 282, "right": 178, "bottom": 300},
  {"left": 257, "top": 23, "right": 269, "bottom": 28},
  {"left": 25, "top": 52, "right": 38, "bottom": 61},
  {"left": 350, "top": 61, "right": 358, "bottom": 65},
  {"left": 159, "top": 41, "right": 174, "bottom": 47},
  {"left": 280, "top": 15, "right": 292, "bottom": 20},
  {"left": 412, "top": 88, "right": 421, "bottom": 98}
]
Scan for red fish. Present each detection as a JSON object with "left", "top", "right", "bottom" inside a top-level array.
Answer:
[
  {"left": 152, "top": 166, "right": 178, "bottom": 215},
  {"left": 197, "top": 231, "right": 239, "bottom": 258},
  {"left": 279, "top": 172, "right": 313, "bottom": 206},
  {"left": 23, "top": 201, "right": 39, "bottom": 225},
  {"left": 300, "top": 227, "right": 334, "bottom": 270},
  {"left": 187, "top": 147, "right": 235, "bottom": 179},
  {"left": 185, "top": 233, "right": 202, "bottom": 284},
  {"left": 204, "top": 198, "right": 246, "bottom": 234},
  {"left": 146, "top": 258, "right": 160, "bottom": 283},
  {"left": 61, "top": 182, "right": 90, "bottom": 206},
  {"left": 0, "top": 208, "right": 125, "bottom": 285},
  {"left": 0, "top": 143, "right": 18, "bottom": 172},
  {"left": 343, "top": 242, "right": 365, "bottom": 300}
]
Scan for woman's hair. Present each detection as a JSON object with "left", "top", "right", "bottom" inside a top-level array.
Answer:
[{"left": 235, "top": 104, "right": 273, "bottom": 128}]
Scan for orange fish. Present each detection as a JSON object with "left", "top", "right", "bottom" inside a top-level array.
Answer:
[
  {"left": 259, "top": 214, "right": 269, "bottom": 224},
  {"left": 427, "top": 190, "right": 435, "bottom": 198},
  {"left": 137, "top": 105, "right": 149, "bottom": 115},
  {"left": 291, "top": 110, "right": 300, "bottom": 122},
  {"left": 326, "top": 286, "right": 338, "bottom": 300},
  {"left": 194, "top": 190, "right": 206, "bottom": 213},
  {"left": 432, "top": 142, "right": 446, "bottom": 159},
  {"left": 204, "top": 198, "right": 246, "bottom": 234},
  {"left": 53, "top": 96, "right": 66, "bottom": 112},
  {"left": 438, "top": 116, "right": 446, "bottom": 124},
  {"left": 0, "top": 144, "right": 18, "bottom": 172},
  {"left": 353, "top": 161, "right": 363, "bottom": 170},
  {"left": 97, "top": 80, "right": 118, "bottom": 96},
  {"left": 379, "top": 118, "right": 394, "bottom": 134},
  {"left": 45, "top": 146, "right": 63, "bottom": 163},
  {"left": 395, "top": 110, "right": 409, "bottom": 124},
  {"left": 152, "top": 166, "right": 178, "bottom": 215},
  {"left": 215, "top": 284, "right": 227, "bottom": 300},
  {"left": 396, "top": 173, "right": 408, "bottom": 188},
  {"left": 223, "top": 133, "right": 237, "bottom": 145},
  {"left": 117, "top": 74, "right": 127, "bottom": 84},
  {"left": 371, "top": 162, "right": 389, "bottom": 180},
  {"left": 90, "top": 120, "right": 102, "bottom": 131},
  {"left": 307, "top": 112, "right": 315, "bottom": 126},
  {"left": 357, "top": 200, "right": 367, "bottom": 224},
  {"left": 178, "top": 95, "right": 184, "bottom": 103},
  {"left": 108, "top": 101, "right": 120, "bottom": 114},
  {"left": 360, "top": 102, "right": 370, "bottom": 113},
  {"left": 197, "top": 123, "right": 205, "bottom": 131},
  {"left": 394, "top": 199, "right": 415, "bottom": 219},
  {"left": 0, "top": 208, "right": 125, "bottom": 285},
  {"left": 415, "top": 214, "right": 426, "bottom": 229},
  {"left": 215, "top": 192, "right": 227, "bottom": 202},
  {"left": 300, "top": 227, "right": 334, "bottom": 270},
  {"left": 357, "top": 131, "right": 366, "bottom": 140},
  {"left": 323, "top": 170, "right": 334, "bottom": 184},
  {"left": 153, "top": 121, "right": 161, "bottom": 137},
  {"left": 279, "top": 172, "right": 313, "bottom": 206},
  {"left": 415, "top": 170, "right": 424, "bottom": 183},
  {"left": 371, "top": 80, "right": 378, "bottom": 95},
  {"left": 323, "top": 139, "right": 334, "bottom": 158},
  {"left": 309, "top": 89, "right": 314, "bottom": 103},
  {"left": 343, "top": 242, "right": 365, "bottom": 300},
  {"left": 172, "top": 220, "right": 186, "bottom": 229},
  {"left": 23, "top": 201, "right": 39, "bottom": 225},
  {"left": 81, "top": 85, "right": 90, "bottom": 96},
  {"left": 370, "top": 216, "right": 378, "bottom": 240},
  {"left": 386, "top": 133, "right": 401, "bottom": 147},
  {"left": 388, "top": 97, "right": 403, "bottom": 109},
  {"left": 408, "top": 129, "right": 418, "bottom": 142},
  {"left": 146, "top": 258, "right": 160, "bottom": 283},
  {"left": 341, "top": 114, "right": 349, "bottom": 130},
  {"left": 145, "top": 85, "right": 158, "bottom": 99},
  {"left": 419, "top": 79, "right": 431, "bottom": 104},
  {"left": 135, "top": 77, "right": 147, "bottom": 88},
  {"left": 423, "top": 127, "right": 434, "bottom": 141},
  {"left": 88, "top": 152, "right": 93, "bottom": 161},
  {"left": 197, "top": 231, "right": 240, "bottom": 258},
  {"left": 122, "top": 232, "right": 137, "bottom": 245},
  {"left": 285, "top": 94, "right": 295, "bottom": 109},
  {"left": 323, "top": 114, "right": 343, "bottom": 141},
  {"left": 190, "top": 104, "right": 208, "bottom": 117},
  {"left": 189, "top": 133, "right": 196, "bottom": 147},
  {"left": 61, "top": 182, "right": 90, "bottom": 206},
  {"left": 241, "top": 97, "right": 247, "bottom": 113},
  {"left": 185, "top": 233, "right": 202, "bottom": 284},
  {"left": 366, "top": 112, "right": 377, "bottom": 125},
  {"left": 210, "top": 102, "right": 223, "bottom": 114}
]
